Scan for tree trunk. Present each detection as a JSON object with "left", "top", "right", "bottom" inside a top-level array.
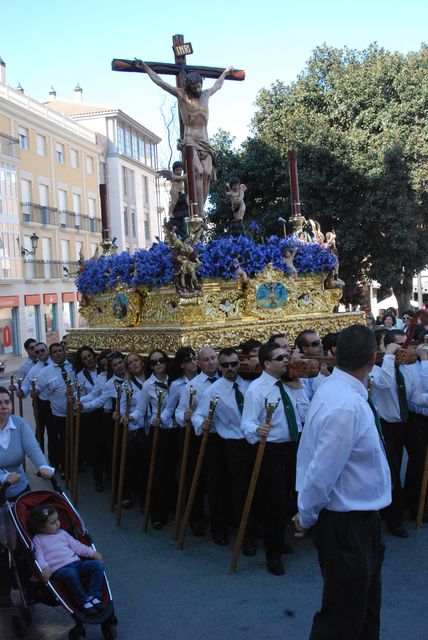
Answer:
[{"left": 392, "top": 274, "right": 414, "bottom": 315}]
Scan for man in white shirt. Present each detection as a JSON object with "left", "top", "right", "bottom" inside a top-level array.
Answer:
[
  {"left": 193, "top": 347, "right": 250, "bottom": 547},
  {"left": 371, "top": 329, "right": 428, "bottom": 536},
  {"left": 294, "top": 324, "right": 391, "bottom": 640},
  {"left": 35, "top": 343, "right": 75, "bottom": 472},
  {"left": 17, "top": 338, "right": 37, "bottom": 378},
  {"left": 241, "top": 342, "right": 302, "bottom": 575},
  {"left": 175, "top": 345, "right": 220, "bottom": 536}
]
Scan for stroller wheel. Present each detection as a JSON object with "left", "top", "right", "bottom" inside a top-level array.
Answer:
[
  {"left": 11, "top": 615, "right": 27, "bottom": 638},
  {"left": 101, "top": 617, "right": 117, "bottom": 640},
  {"left": 68, "top": 624, "right": 86, "bottom": 640},
  {"left": 19, "top": 605, "right": 32, "bottom": 627}
]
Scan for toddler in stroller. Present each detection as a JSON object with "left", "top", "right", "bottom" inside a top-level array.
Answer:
[
  {"left": 29, "top": 504, "right": 105, "bottom": 616},
  {"left": 1, "top": 478, "right": 117, "bottom": 639}
]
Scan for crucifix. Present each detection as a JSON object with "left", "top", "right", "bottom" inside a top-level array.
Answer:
[{"left": 112, "top": 34, "right": 245, "bottom": 220}]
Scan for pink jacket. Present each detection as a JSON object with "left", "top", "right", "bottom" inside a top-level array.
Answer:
[{"left": 33, "top": 529, "right": 95, "bottom": 573}]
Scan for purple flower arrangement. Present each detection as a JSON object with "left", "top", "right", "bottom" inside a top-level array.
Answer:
[{"left": 76, "top": 236, "right": 336, "bottom": 295}]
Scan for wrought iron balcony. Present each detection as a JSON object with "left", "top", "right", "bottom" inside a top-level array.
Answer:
[
  {"left": 21, "top": 203, "right": 101, "bottom": 233},
  {"left": 22, "top": 259, "right": 80, "bottom": 280}
]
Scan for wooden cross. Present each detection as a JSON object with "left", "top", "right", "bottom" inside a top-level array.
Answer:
[{"left": 112, "top": 34, "right": 245, "bottom": 217}]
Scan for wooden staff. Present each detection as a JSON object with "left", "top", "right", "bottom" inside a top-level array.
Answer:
[
  {"left": 71, "top": 383, "right": 82, "bottom": 505},
  {"left": 64, "top": 376, "right": 75, "bottom": 490},
  {"left": 115, "top": 384, "right": 133, "bottom": 526},
  {"left": 229, "top": 399, "right": 280, "bottom": 574},
  {"left": 143, "top": 389, "right": 166, "bottom": 532},
  {"left": 17, "top": 378, "right": 24, "bottom": 418},
  {"left": 173, "top": 386, "right": 196, "bottom": 540},
  {"left": 416, "top": 444, "right": 428, "bottom": 529},
  {"left": 177, "top": 395, "right": 219, "bottom": 550},
  {"left": 10, "top": 374, "right": 15, "bottom": 414},
  {"left": 31, "top": 379, "right": 42, "bottom": 448},
  {"left": 110, "top": 381, "right": 124, "bottom": 512}
]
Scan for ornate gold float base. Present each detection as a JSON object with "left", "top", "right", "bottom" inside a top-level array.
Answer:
[
  {"left": 69, "top": 265, "right": 362, "bottom": 354},
  {"left": 67, "top": 312, "right": 362, "bottom": 355}
]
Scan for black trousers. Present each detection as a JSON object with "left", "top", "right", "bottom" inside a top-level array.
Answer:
[
  {"left": 93, "top": 411, "right": 114, "bottom": 484},
  {"left": 259, "top": 441, "right": 296, "bottom": 555},
  {"left": 404, "top": 410, "right": 428, "bottom": 515},
  {"left": 37, "top": 398, "right": 53, "bottom": 456},
  {"left": 205, "top": 433, "right": 233, "bottom": 534},
  {"left": 380, "top": 419, "right": 406, "bottom": 528},
  {"left": 123, "top": 428, "right": 150, "bottom": 508},
  {"left": 310, "top": 510, "right": 385, "bottom": 640},
  {"left": 151, "top": 427, "right": 180, "bottom": 523},
  {"left": 225, "top": 438, "right": 257, "bottom": 539},
  {"left": 46, "top": 414, "right": 66, "bottom": 470}
]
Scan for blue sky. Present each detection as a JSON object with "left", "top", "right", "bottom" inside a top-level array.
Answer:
[{"left": 2, "top": 0, "right": 427, "bottom": 163}]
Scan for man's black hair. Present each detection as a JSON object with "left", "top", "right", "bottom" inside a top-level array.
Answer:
[{"left": 335, "top": 324, "right": 376, "bottom": 372}]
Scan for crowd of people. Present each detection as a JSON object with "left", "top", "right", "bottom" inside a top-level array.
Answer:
[{"left": 1, "top": 320, "right": 428, "bottom": 637}]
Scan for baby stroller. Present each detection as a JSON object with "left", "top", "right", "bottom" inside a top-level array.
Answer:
[{"left": 0, "top": 476, "right": 118, "bottom": 639}]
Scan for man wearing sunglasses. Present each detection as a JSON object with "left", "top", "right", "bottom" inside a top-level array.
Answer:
[
  {"left": 294, "top": 330, "right": 328, "bottom": 400},
  {"left": 17, "top": 338, "right": 37, "bottom": 378},
  {"left": 193, "top": 348, "right": 251, "bottom": 548},
  {"left": 14, "top": 343, "right": 52, "bottom": 453},
  {"left": 241, "top": 342, "right": 303, "bottom": 575},
  {"left": 175, "top": 345, "right": 220, "bottom": 536}
]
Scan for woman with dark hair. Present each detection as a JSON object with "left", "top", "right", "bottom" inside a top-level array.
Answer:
[
  {"left": 130, "top": 349, "right": 171, "bottom": 528},
  {"left": 0, "top": 386, "right": 54, "bottom": 606},
  {"left": 119, "top": 352, "right": 147, "bottom": 510},
  {"left": 74, "top": 346, "right": 102, "bottom": 468},
  {"left": 383, "top": 313, "right": 396, "bottom": 330},
  {"left": 401, "top": 310, "right": 414, "bottom": 334},
  {"left": 78, "top": 351, "right": 126, "bottom": 492},
  {"left": 364, "top": 312, "right": 376, "bottom": 331}
]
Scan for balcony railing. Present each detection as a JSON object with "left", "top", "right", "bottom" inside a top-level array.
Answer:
[
  {"left": 23, "top": 259, "right": 80, "bottom": 280},
  {"left": 21, "top": 202, "right": 102, "bottom": 233},
  {"left": 0, "top": 132, "right": 20, "bottom": 159}
]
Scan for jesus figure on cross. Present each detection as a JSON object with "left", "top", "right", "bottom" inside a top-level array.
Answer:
[{"left": 135, "top": 61, "right": 232, "bottom": 216}]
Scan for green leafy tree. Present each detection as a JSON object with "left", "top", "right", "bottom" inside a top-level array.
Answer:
[{"left": 249, "top": 43, "right": 428, "bottom": 310}]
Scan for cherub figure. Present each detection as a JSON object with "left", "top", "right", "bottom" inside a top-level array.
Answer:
[
  {"left": 226, "top": 176, "right": 247, "bottom": 220},
  {"left": 284, "top": 248, "right": 298, "bottom": 279},
  {"left": 158, "top": 160, "right": 188, "bottom": 216},
  {"left": 232, "top": 256, "right": 248, "bottom": 284}
]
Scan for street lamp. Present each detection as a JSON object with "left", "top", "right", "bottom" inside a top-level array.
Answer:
[{"left": 21, "top": 232, "right": 39, "bottom": 256}]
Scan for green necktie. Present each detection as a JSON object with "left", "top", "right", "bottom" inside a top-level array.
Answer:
[
  {"left": 395, "top": 364, "right": 409, "bottom": 423},
  {"left": 233, "top": 382, "right": 244, "bottom": 414},
  {"left": 60, "top": 365, "right": 69, "bottom": 384},
  {"left": 367, "top": 396, "right": 384, "bottom": 441},
  {"left": 275, "top": 381, "right": 299, "bottom": 442}
]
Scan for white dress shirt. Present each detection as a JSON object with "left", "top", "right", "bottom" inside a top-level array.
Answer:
[
  {"left": 175, "top": 371, "right": 220, "bottom": 427},
  {"left": 20, "top": 359, "right": 53, "bottom": 399},
  {"left": 18, "top": 358, "right": 37, "bottom": 379},
  {"left": 131, "top": 374, "right": 169, "bottom": 430},
  {"left": 119, "top": 378, "right": 145, "bottom": 430},
  {"left": 371, "top": 355, "right": 428, "bottom": 422},
  {"left": 192, "top": 376, "right": 249, "bottom": 438},
  {"left": 240, "top": 371, "right": 302, "bottom": 445},
  {"left": 296, "top": 368, "right": 391, "bottom": 529},
  {"left": 161, "top": 375, "right": 194, "bottom": 428},
  {"left": 76, "top": 368, "right": 103, "bottom": 397},
  {"left": 35, "top": 361, "right": 75, "bottom": 417},
  {"left": 81, "top": 374, "right": 124, "bottom": 413},
  {"left": 408, "top": 360, "right": 428, "bottom": 417}
]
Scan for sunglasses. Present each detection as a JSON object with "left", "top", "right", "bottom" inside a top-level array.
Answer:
[
  {"left": 182, "top": 356, "right": 196, "bottom": 363},
  {"left": 219, "top": 360, "right": 239, "bottom": 368},
  {"left": 150, "top": 357, "right": 166, "bottom": 366},
  {"left": 307, "top": 340, "right": 321, "bottom": 347},
  {"left": 35, "top": 349, "right": 47, "bottom": 354},
  {"left": 270, "top": 354, "right": 287, "bottom": 362}
]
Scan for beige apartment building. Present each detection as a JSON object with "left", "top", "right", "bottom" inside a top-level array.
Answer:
[
  {"left": 45, "top": 86, "right": 164, "bottom": 254},
  {"left": 0, "top": 58, "right": 103, "bottom": 358}
]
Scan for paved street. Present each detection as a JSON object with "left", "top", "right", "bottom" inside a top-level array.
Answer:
[{"left": 1, "top": 390, "right": 427, "bottom": 640}]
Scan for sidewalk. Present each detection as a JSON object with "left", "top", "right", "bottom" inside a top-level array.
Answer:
[{"left": 0, "top": 354, "right": 24, "bottom": 381}]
